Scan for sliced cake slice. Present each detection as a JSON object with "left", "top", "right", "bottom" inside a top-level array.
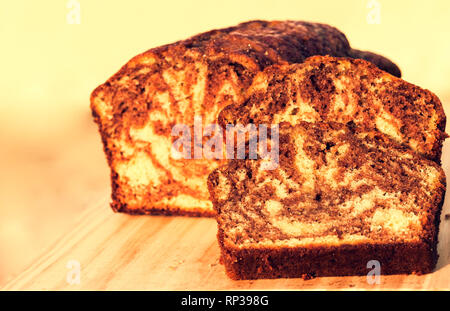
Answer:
[
  {"left": 208, "top": 122, "right": 445, "bottom": 279},
  {"left": 91, "top": 21, "right": 401, "bottom": 216},
  {"left": 218, "top": 56, "right": 447, "bottom": 162}
]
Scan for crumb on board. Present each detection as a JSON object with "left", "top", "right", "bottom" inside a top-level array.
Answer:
[{"left": 168, "top": 259, "right": 185, "bottom": 270}]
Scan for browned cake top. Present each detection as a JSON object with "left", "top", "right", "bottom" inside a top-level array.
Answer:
[
  {"left": 208, "top": 122, "right": 445, "bottom": 249},
  {"left": 176, "top": 20, "right": 401, "bottom": 77},
  {"left": 218, "top": 56, "right": 446, "bottom": 162}
]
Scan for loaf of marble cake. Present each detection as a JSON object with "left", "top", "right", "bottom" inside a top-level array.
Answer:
[
  {"left": 219, "top": 56, "right": 447, "bottom": 163},
  {"left": 90, "top": 20, "right": 401, "bottom": 216},
  {"left": 208, "top": 122, "right": 446, "bottom": 279}
]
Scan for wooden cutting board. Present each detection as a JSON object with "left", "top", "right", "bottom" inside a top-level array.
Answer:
[{"left": 2, "top": 190, "right": 450, "bottom": 290}]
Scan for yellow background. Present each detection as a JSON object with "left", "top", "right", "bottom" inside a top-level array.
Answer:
[{"left": 1, "top": 0, "right": 450, "bottom": 286}]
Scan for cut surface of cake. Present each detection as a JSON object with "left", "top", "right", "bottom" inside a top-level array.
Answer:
[
  {"left": 91, "top": 20, "right": 402, "bottom": 216},
  {"left": 218, "top": 56, "right": 446, "bottom": 162},
  {"left": 208, "top": 122, "right": 445, "bottom": 279}
]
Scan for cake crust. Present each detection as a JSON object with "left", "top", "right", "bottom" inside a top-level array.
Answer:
[
  {"left": 218, "top": 237, "right": 440, "bottom": 280},
  {"left": 91, "top": 21, "right": 402, "bottom": 216}
]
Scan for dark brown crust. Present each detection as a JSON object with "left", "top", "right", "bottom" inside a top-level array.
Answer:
[
  {"left": 208, "top": 122, "right": 446, "bottom": 279},
  {"left": 112, "top": 204, "right": 216, "bottom": 218},
  {"left": 179, "top": 20, "right": 401, "bottom": 76},
  {"left": 218, "top": 233, "right": 438, "bottom": 279},
  {"left": 349, "top": 49, "right": 401, "bottom": 78},
  {"left": 91, "top": 20, "right": 402, "bottom": 217}
]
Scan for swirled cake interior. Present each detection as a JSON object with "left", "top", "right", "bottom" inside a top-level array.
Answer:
[
  {"left": 219, "top": 56, "right": 446, "bottom": 162},
  {"left": 208, "top": 122, "right": 445, "bottom": 279}
]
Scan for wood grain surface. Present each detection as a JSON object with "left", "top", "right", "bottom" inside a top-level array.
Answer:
[{"left": 3, "top": 186, "right": 450, "bottom": 290}]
